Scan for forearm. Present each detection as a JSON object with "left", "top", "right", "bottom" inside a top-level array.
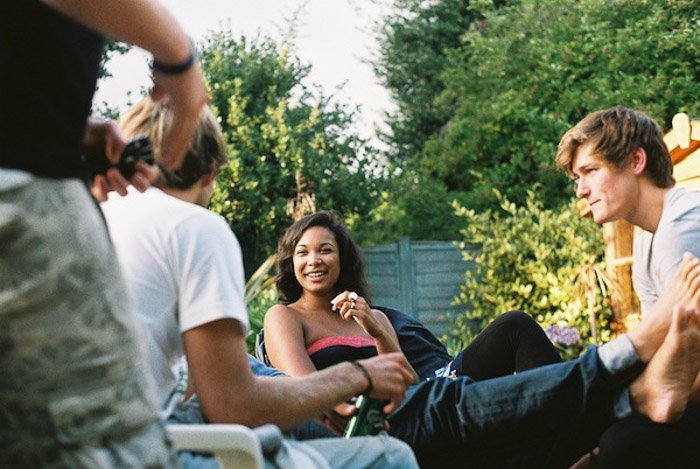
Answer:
[
  {"left": 373, "top": 329, "right": 402, "bottom": 355},
  {"left": 367, "top": 309, "right": 402, "bottom": 355},
  {"left": 205, "top": 362, "right": 368, "bottom": 430},
  {"left": 41, "top": 0, "right": 191, "bottom": 63}
]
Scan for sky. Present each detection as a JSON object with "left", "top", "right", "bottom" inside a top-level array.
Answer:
[{"left": 94, "top": 0, "right": 394, "bottom": 144}]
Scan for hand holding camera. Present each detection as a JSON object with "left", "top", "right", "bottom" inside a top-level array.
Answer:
[
  {"left": 84, "top": 135, "right": 155, "bottom": 180},
  {"left": 82, "top": 117, "right": 157, "bottom": 201}
]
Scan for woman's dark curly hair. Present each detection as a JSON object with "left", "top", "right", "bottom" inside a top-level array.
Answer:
[{"left": 275, "top": 211, "right": 370, "bottom": 304}]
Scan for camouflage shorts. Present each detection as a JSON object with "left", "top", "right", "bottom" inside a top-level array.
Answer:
[{"left": 0, "top": 172, "right": 177, "bottom": 468}]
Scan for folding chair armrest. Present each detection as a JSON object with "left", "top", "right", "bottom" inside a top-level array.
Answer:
[{"left": 167, "top": 423, "right": 264, "bottom": 469}]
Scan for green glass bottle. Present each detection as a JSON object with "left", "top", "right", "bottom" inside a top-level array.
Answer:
[{"left": 343, "top": 395, "right": 386, "bottom": 437}]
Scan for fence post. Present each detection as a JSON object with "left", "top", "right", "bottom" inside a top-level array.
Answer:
[{"left": 398, "top": 237, "right": 416, "bottom": 315}]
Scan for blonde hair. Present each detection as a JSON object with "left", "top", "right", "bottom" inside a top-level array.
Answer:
[{"left": 119, "top": 98, "right": 227, "bottom": 189}]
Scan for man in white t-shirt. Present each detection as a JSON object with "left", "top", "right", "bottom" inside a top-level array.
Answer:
[
  {"left": 557, "top": 106, "right": 700, "bottom": 467},
  {"left": 101, "top": 98, "right": 419, "bottom": 469}
]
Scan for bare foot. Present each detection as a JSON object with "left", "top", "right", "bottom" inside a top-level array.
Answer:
[
  {"left": 628, "top": 253, "right": 700, "bottom": 362},
  {"left": 672, "top": 252, "right": 700, "bottom": 308},
  {"left": 690, "top": 372, "right": 700, "bottom": 405},
  {"left": 630, "top": 305, "right": 700, "bottom": 423}
]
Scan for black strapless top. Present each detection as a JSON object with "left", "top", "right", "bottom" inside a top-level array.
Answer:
[
  {"left": 307, "top": 336, "right": 378, "bottom": 370},
  {"left": 302, "top": 306, "right": 454, "bottom": 381}
]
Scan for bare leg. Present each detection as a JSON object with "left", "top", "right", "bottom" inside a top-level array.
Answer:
[
  {"left": 630, "top": 305, "right": 700, "bottom": 423},
  {"left": 628, "top": 253, "right": 700, "bottom": 362}
]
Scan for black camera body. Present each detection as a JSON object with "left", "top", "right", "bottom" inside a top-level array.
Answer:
[{"left": 84, "top": 135, "right": 155, "bottom": 180}]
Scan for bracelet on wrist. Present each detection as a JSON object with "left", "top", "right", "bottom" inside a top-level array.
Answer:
[
  {"left": 152, "top": 40, "right": 197, "bottom": 75},
  {"left": 350, "top": 360, "right": 373, "bottom": 396}
]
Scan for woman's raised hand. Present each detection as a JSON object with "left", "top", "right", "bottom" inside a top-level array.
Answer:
[{"left": 331, "top": 290, "right": 388, "bottom": 338}]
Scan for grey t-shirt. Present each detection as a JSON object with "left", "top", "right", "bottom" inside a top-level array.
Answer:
[{"left": 633, "top": 187, "right": 700, "bottom": 317}]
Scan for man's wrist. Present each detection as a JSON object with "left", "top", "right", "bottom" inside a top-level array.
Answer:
[
  {"left": 349, "top": 360, "right": 374, "bottom": 396},
  {"left": 152, "top": 39, "right": 197, "bottom": 75}
]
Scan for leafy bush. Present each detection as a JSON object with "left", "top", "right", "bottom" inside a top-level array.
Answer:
[
  {"left": 449, "top": 191, "right": 615, "bottom": 360},
  {"left": 244, "top": 255, "right": 278, "bottom": 353}
]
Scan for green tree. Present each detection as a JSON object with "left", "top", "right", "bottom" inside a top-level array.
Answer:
[
  {"left": 352, "top": 171, "right": 468, "bottom": 245},
  {"left": 202, "top": 30, "right": 383, "bottom": 274},
  {"left": 427, "top": 0, "right": 700, "bottom": 211},
  {"left": 368, "top": 0, "right": 515, "bottom": 242},
  {"left": 373, "top": 0, "right": 481, "bottom": 167},
  {"left": 450, "top": 191, "right": 615, "bottom": 359}
]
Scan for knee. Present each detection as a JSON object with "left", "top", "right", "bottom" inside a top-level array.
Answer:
[
  {"left": 377, "top": 434, "right": 418, "bottom": 468},
  {"left": 497, "top": 310, "right": 537, "bottom": 330},
  {"left": 597, "top": 419, "right": 665, "bottom": 468}
]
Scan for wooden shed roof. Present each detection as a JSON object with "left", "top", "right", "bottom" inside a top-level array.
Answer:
[{"left": 664, "top": 113, "right": 700, "bottom": 191}]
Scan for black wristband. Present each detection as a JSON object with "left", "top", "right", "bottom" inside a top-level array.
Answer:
[
  {"left": 350, "top": 360, "right": 373, "bottom": 396},
  {"left": 152, "top": 42, "right": 196, "bottom": 75}
]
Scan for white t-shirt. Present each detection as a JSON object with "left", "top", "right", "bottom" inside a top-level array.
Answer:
[
  {"left": 102, "top": 187, "right": 248, "bottom": 418},
  {"left": 633, "top": 187, "right": 700, "bottom": 317}
]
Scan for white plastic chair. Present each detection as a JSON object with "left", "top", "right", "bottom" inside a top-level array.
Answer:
[{"left": 167, "top": 424, "right": 264, "bottom": 469}]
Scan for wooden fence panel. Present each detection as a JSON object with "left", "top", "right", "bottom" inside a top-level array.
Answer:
[{"left": 363, "top": 238, "right": 474, "bottom": 337}]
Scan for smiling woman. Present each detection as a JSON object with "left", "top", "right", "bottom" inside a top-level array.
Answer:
[{"left": 292, "top": 226, "right": 342, "bottom": 296}]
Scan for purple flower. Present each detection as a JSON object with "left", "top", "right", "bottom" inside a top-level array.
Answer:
[{"left": 545, "top": 324, "right": 580, "bottom": 347}]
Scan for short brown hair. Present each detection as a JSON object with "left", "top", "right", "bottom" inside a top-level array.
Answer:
[
  {"left": 556, "top": 106, "right": 674, "bottom": 188},
  {"left": 119, "top": 98, "right": 227, "bottom": 190}
]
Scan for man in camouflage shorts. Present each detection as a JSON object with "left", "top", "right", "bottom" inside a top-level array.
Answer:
[
  {"left": 0, "top": 0, "right": 207, "bottom": 465},
  {"left": 0, "top": 175, "right": 175, "bottom": 466}
]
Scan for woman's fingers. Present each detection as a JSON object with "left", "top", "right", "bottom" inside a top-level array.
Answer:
[
  {"left": 331, "top": 290, "right": 353, "bottom": 310},
  {"left": 332, "top": 291, "right": 368, "bottom": 318}
]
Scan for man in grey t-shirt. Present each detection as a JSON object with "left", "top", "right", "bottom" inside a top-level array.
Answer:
[{"left": 557, "top": 106, "right": 700, "bottom": 467}]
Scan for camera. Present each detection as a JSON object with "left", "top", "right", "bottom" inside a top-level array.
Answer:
[{"left": 84, "top": 135, "right": 155, "bottom": 180}]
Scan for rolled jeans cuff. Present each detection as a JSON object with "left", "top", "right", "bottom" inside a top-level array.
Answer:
[{"left": 597, "top": 334, "right": 639, "bottom": 375}]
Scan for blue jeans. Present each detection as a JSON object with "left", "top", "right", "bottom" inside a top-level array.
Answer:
[
  {"left": 249, "top": 348, "right": 634, "bottom": 468},
  {"left": 388, "top": 346, "right": 630, "bottom": 468}
]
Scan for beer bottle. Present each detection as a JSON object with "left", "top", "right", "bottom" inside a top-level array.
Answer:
[{"left": 343, "top": 395, "right": 386, "bottom": 437}]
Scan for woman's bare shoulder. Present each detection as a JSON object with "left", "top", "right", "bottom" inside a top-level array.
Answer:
[{"left": 265, "top": 303, "right": 303, "bottom": 328}]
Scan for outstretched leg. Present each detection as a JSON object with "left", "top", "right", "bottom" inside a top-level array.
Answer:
[
  {"left": 451, "top": 310, "right": 562, "bottom": 381},
  {"left": 389, "top": 258, "right": 700, "bottom": 468},
  {"left": 389, "top": 345, "right": 625, "bottom": 468}
]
